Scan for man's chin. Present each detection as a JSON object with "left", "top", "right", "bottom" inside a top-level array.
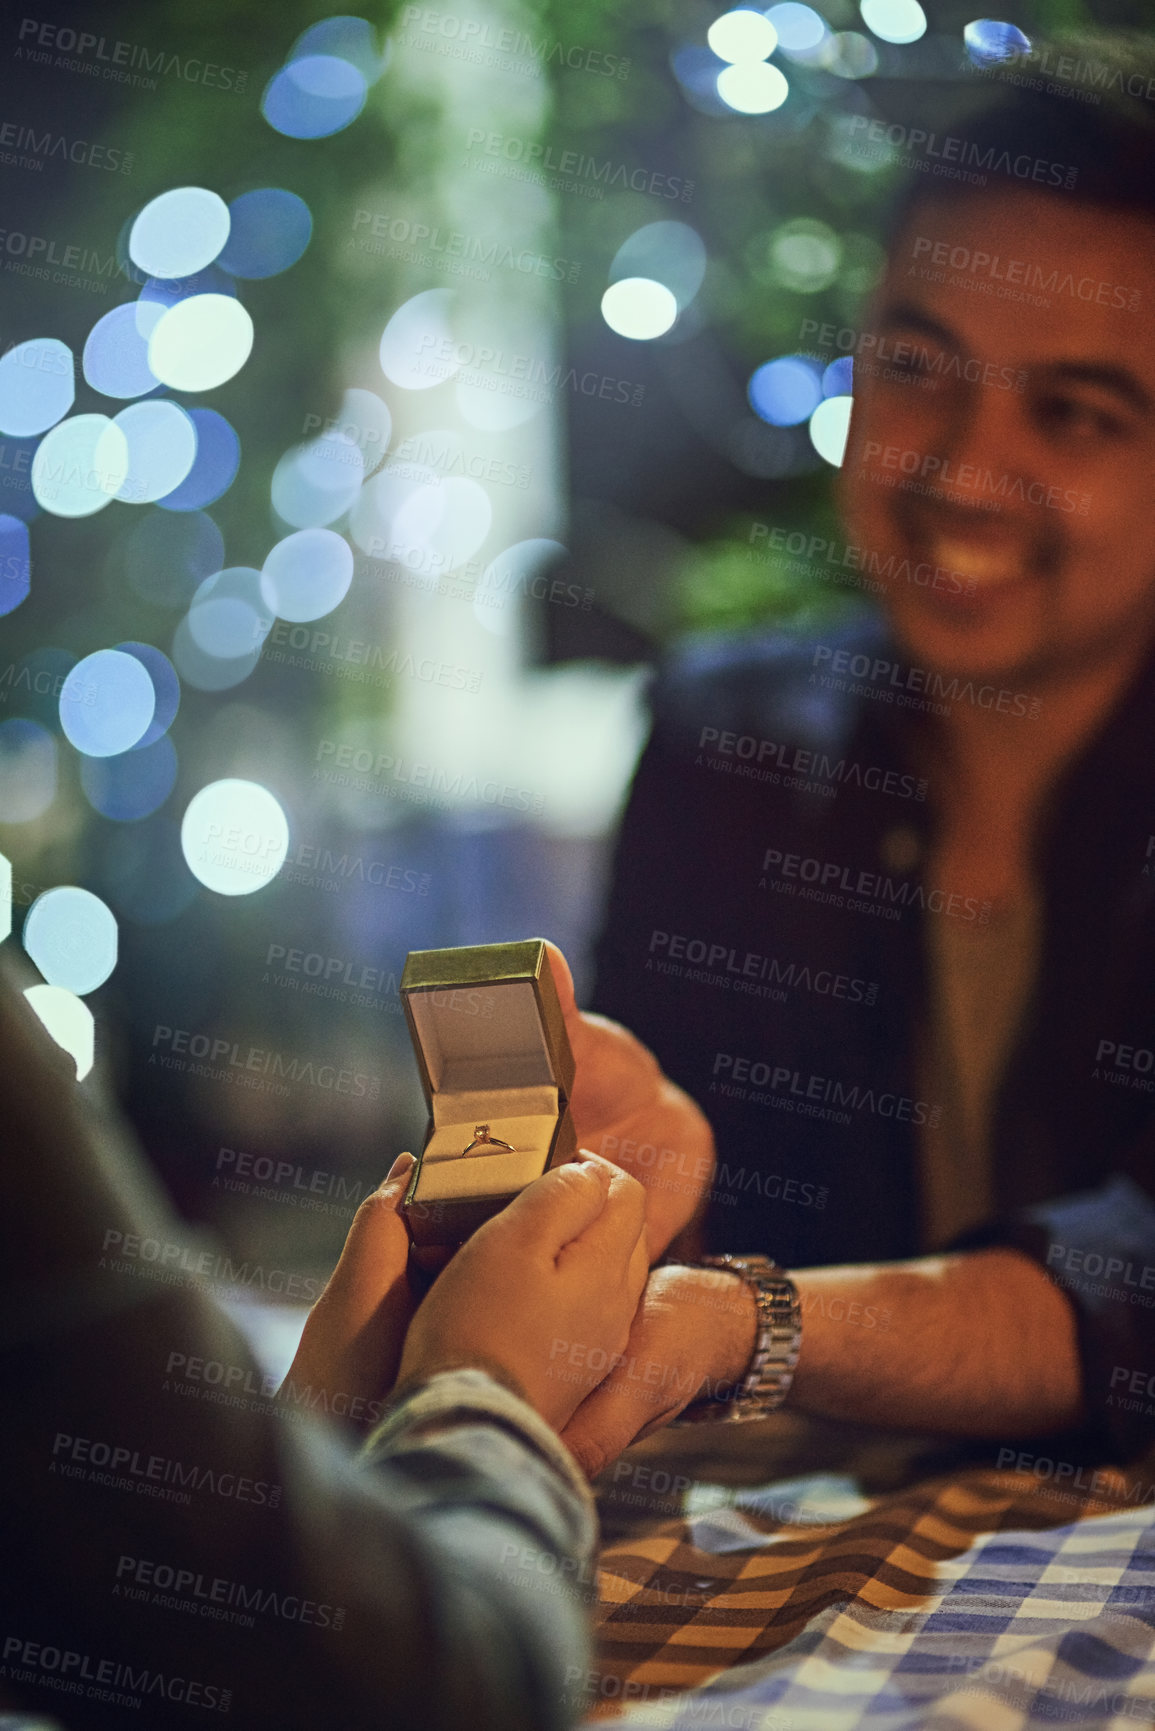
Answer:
[{"left": 887, "top": 603, "right": 1046, "bottom": 693}]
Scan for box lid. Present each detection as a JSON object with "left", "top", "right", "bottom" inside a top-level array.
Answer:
[{"left": 401, "top": 939, "right": 575, "bottom": 1106}]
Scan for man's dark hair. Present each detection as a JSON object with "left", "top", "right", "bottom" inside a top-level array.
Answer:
[{"left": 880, "top": 33, "right": 1155, "bottom": 239}]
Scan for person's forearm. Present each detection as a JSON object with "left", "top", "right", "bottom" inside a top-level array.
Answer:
[{"left": 787, "top": 1249, "right": 1084, "bottom": 1436}]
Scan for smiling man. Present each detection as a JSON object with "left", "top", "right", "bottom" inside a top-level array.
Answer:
[{"left": 578, "top": 65, "right": 1155, "bottom": 1473}]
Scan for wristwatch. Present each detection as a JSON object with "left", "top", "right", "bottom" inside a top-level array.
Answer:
[{"left": 671, "top": 1254, "right": 802, "bottom": 1425}]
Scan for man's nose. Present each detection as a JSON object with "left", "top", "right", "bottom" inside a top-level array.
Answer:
[{"left": 924, "top": 383, "right": 1031, "bottom": 506}]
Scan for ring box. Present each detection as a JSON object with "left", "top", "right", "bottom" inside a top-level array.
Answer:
[{"left": 400, "top": 939, "right": 577, "bottom": 1248}]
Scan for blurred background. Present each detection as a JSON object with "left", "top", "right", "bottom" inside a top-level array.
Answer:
[{"left": 0, "top": 0, "right": 1142, "bottom": 1286}]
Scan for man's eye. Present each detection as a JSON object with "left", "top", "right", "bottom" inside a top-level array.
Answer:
[{"left": 1034, "top": 395, "right": 1126, "bottom": 440}]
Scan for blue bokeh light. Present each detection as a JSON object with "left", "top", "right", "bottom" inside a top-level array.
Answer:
[
  {"left": 83, "top": 303, "right": 163, "bottom": 399},
  {"left": 59, "top": 649, "right": 156, "bottom": 758},
  {"left": 0, "top": 514, "right": 31, "bottom": 616},
  {"left": 260, "top": 528, "right": 354, "bottom": 623},
  {"left": 80, "top": 733, "right": 178, "bottom": 822},
  {"left": 113, "top": 400, "right": 198, "bottom": 504},
  {"left": 218, "top": 189, "right": 313, "bottom": 279},
  {"left": 289, "top": 16, "right": 385, "bottom": 82},
  {"left": 117, "top": 641, "right": 180, "bottom": 747},
  {"left": 963, "top": 18, "right": 1031, "bottom": 63},
  {"left": 822, "top": 356, "right": 854, "bottom": 397},
  {"left": 138, "top": 267, "right": 237, "bottom": 312},
  {"left": 129, "top": 187, "right": 231, "bottom": 282},
  {"left": 766, "top": 3, "right": 827, "bottom": 52},
  {"left": 0, "top": 338, "right": 74, "bottom": 438},
  {"left": 748, "top": 355, "right": 824, "bottom": 426},
  {"left": 262, "top": 56, "right": 368, "bottom": 139},
  {"left": 23, "top": 885, "right": 118, "bottom": 995},
  {"left": 156, "top": 409, "right": 240, "bottom": 512},
  {"left": 0, "top": 436, "right": 40, "bottom": 522}
]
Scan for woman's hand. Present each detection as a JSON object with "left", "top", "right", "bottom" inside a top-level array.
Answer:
[
  {"left": 559, "top": 1264, "right": 757, "bottom": 1478},
  {"left": 544, "top": 943, "right": 716, "bottom": 1261},
  {"left": 280, "top": 1151, "right": 419, "bottom": 1425},
  {"left": 397, "top": 1152, "right": 649, "bottom": 1431}
]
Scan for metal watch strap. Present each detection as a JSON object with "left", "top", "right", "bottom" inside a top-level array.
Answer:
[{"left": 671, "top": 1254, "right": 802, "bottom": 1425}]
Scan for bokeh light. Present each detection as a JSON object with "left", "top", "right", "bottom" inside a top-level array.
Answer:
[
  {"left": 474, "top": 539, "right": 567, "bottom": 637},
  {"left": 83, "top": 303, "right": 164, "bottom": 399},
  {"left": 390, "top": 477, "right": 492, "bottom": 577},
  {"left": 181, "top": 779, "right": 290, "bottom": 896},
  {"left": 260, "top": 528, "right": 354, "bottom": 623},
  {"left": 769, "top": 217, "right": 842, "bottom": 292},
  {"left": 0, "top": 435, "right": 40, "bottom": 521},
  {"left": 218, "top": 189, "right": 313, "bottom": 279},
  {"left": 0, "top": 515, "right": 31, "bottom": 616},
  {"left": 271, "top": 431, "right": 364, "bottom": 527},
  {"left": 124, "top": 509, "right": 225, "bottom": 608},
  {"left": 24, "top": 885, "right": 118, "bottom": 994},
  {"left": 379, "top": 289, "right": 456, "bottom": 391},
  {"left": 262, "top": 56, "right": 368, "bottom": 139},
  {"left": 601, "top": 278, "right": 679, "bottom": 340},
  {"left": 80, "top": 734, "right": 178, "bottom": 822},
  {"left": 117, "top": 642, "right": 180, "bottom": 746},
  {"left": 172, "top": 617, "right": 263, "bottom": 691},
  {"left": 717, "top": 61, "right": 789, "bottom": 112},
  {"left": 766, "top": 4, "right": 827, "bottom": 52},
  {"left": 749, "top": 356, "right": 823, "bottom": 426},
  {"left": 819, "top": 30, "right": 880, "bottom": 74},
  {"left": 810, "top": 394, "right": 854, "bottom": 465},
  {"left": 0, "top": 718, "right": 57, "bottom": 821},
  {"left": 187, "top": 566, "right": 271, "bottom": 660},
  {"left": 289, "top": 15, "right": 385, "bottom": 82},
  {"left": 139, "top": 267, "right": 237, "bottom": 311},
  {"left": 860, "top": 0, "right": 927, "bottom": 44},
  {"left": 113, "top": 400, "right": 198, "bottom": 504},
  {"left": 148, "top": 295, "right": 254, "bottom": 393},
  {"left": 822, "top": 356, "right": 854, "bottom": 397},
  {"left": 59, "top": 649, "right": 156, "bottom": 758},
  {"left": 964, "top": 19, "right": 1031, "bottom": 63},
  {"left": 0, "top": 851, "right": 9, "bottom": 943},
  {"left": 24, "top": 985, "right": 94, "bottom": 1080},
  {"left": 157, "top": 409, "right": 240, "bottom": 512},
  {"left": 32, "top": 415, "right": 128, "bottom": 518},
  {"left": 610, "top": 222, "right": 707, "bottom": 308},
  {"left": 129, "top": 187, "right": 231, "bottom": 281},
  {"left": 0, "top": 338, "right": 75, "bottom": 437},
  {"left": 707, "top": 9, "right": 779, "bottom": 63}
]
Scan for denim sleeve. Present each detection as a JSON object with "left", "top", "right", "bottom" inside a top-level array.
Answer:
[{"left": 954, "top": 1174, "right": 1155, "bottom": 1460}]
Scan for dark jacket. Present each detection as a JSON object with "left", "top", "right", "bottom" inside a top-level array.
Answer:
[{"left": 592, "top": 614, "right": 1155, "bottom": 1460}]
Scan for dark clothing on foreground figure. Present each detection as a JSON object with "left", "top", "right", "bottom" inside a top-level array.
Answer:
[
  {"left": 0, "top": 963, "right": 594, "bottom": 1730},
  {"left": 593, "top": 614, "right": 1155, "bottom": 1461}
]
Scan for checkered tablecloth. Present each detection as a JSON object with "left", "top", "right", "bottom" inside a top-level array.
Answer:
[{"left": 586, "top": 1461, "right": 1155, "bottom": 1728}]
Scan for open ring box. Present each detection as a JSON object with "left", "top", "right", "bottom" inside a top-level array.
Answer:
[{"left": 400, "top": 939, "right": 577, "bottom": 1248}]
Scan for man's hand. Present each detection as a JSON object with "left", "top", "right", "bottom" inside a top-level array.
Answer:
[
  {"left": 544, "top": 943, "right": 715, "bottom": 1260},
  {"left": 281, "top": 1152, "right": 420, "bottom": 1424},
  {"left": 397, "top": 1152, "right": 649, "bottom": 1431},
  {"left": 559, "top": 1264, "right": 756, "bottom": 1478}
]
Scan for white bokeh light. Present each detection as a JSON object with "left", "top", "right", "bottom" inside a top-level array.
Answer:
[
  {"left": 601, "top": 278, "right": 679, "bottom": 340},
  {"left": 390, "top": 476, "right": 492, "bottom": 577},
  {"left": 271, "top": 431, "right": 364, "bottom": 527},
  {"left": 129, "top": 188, "right": 231, "bottom": 281},
  {"left": 32, "top": 415, "right": 129, "bottom": 517},
  {"left": 0, "top": 338, "right": 74, "bottom": 437},
  {"left": 24, "top": 985, "right": 95, "bottom": 1080},
  {"left": 860, "top": 0, "right": 927, "bottom": 43},
  {"left": 24, "top": 886, "right": 118, "bottom": 994},
  {"left": 717, "top": 60, "right": 790, "bottom": 112},
  {"left": 148, "top": 295, "right": 254, "bottom": 392},
  {"left": 181, "top": 779, "right": 290, "bottom": 896},
  {"left": 707, "top": 9, "right": 778, "bottom": 61},
  {"left": 59, "top": 649, "right": 156, "bottom": 757},
  {"left": 379, "top": 288, "right": 456, "bottom": 390},
  {"left": 260, "top": 528, "right": 354, "bottom": 622},
  {"left": 114, "top": 400, "right": 198, "bottom": 503},
  {"left": 809, "top": 394, "right": 853, "bottom": 466}
]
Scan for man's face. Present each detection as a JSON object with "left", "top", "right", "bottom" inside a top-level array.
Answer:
[{"left": 838, "top": 188, "right": 1155, "bottom": 686}]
